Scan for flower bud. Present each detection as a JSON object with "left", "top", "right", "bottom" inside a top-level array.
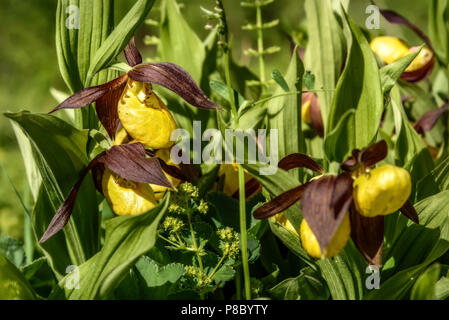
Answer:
[
  {"left": 301, "top": 100, "right": 312, "bottom": 124},
  {"left": 102, "top": 168, "right": 157, "bottom": 216},
  {"left": 274, "top": 213, "right": 298, "bottom": 236},
  {"left": 353, "top": 164, "right": 411, "bottom": 218},
  {"left": 118, "top": 79, "right": 178, "bottom": 149},
  {"left": 150, "top": 148, "right": 181, "bottom": 200},
  {"left": 300, "top": 212, "right": 351, "bottom": 258}
]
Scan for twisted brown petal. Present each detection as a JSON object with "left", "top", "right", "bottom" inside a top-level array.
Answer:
[
  {"left": 360, "top": 140, "right": 388, "bottom": 167},
  {"left": 49, "top": 75, "right": 128, "bottom": 113},
  {"left": 128, "top": 62, "right": 219, "bottom": 110},
  {"left": 124, "top": 36, "right": 142, "bottom": 67},
  {"left": 300, "top": 174, "right": 353, "bottom": 253},
  {"left": 99, "top": 143, "right": 172, "bottom": 188},
  {"left": 278, "top": 153, "right": 323, "bottom": 173},
  {"left": 399, "top": 200, "right": 419, "bottom": 224},
  {"left": 350, "top": 206, "right": 384, "bottom": 267},
  {"left": 253, "top": 182, "right": 310, "bottom": 220},
  {"left": 413, "top": 104, "right": 449, "bottom": 135}
]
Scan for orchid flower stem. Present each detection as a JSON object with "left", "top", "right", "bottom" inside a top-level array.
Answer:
[
  {"left": 251, "top": 89, "right": 335, "bottom": 107},
  {"left": 238, "top": 164, "right": 251, "bottom": 300}
]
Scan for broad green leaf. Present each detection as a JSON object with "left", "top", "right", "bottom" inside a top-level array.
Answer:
[
  {"left": 429, "top": 0, "right": 449, "bottom": 65},
  {"left": 267, "top": 52, "right": 305, "bottom": 169},
  {"left": 317, "top": 240, "right": 367, "bottom": 300},
  {"left": 135, "top": 256, "right": 185, "bottom": 299},
  {"left": 390, "top": 86, "right": 433, "bottom": 185},
  {"left": 326, "top": 8, "right": 383, "bottom": 161},
  {"left": 324, "top": 109, "right": 355, "bottom": 162},
  {"left": 212, "top": 265, "right": 235, "bottom": 283},
  {"left": 50, "top": 195, "right": 170, "bottom": 299},
  {"left": 383, "top": 190, "right": 449, "bottom": 279},
  {"left": 411, "top": 263, "right": 440, "bottom": 300},
  {"left": 0, "top": 253, "right": 36, "bottom": 300},
  {"left": 86, "top": 0, "right": 155, "bottom": 84},
  {"left": 0, "top": 236, "right": 25, "bottom": 268},
  {"left": 268, "top": 266, "right": 328, "bottom": 300},
  {"left": 364, "top": 264, "right": 426, "bottom": 300},
  {"left": 416, "top": 156, "right": 449, "bottom": 201},
  {"left": 435, "top": 276, "right": 449, "bottom": 300},
  {"left": 305, "top": 0, "right": 346, "bottom": 125},
  {"left": 380, "top": 47, "right": 422, "bottom": 96},
  {"left": 5, "top": 111, "right": 100, "bottom": 277}
]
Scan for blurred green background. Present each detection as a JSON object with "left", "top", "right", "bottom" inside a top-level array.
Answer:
[{"left": 0, "top": 0, "right": 430, "bottom": 241}]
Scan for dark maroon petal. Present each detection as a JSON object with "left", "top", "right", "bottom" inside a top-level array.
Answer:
[
  {"left": 341, "top": 149, "right": 361, "bottom": 172},
  {"left": 128, "top": 62, "right": 219, "bottom": 110},
  {"left": 253, "top": 182, "right": 311, "bottom": 220},
  {"left": 232, "top": 178, "right": 262, "bottom": 200},
  {"left": 180, "top": 163, "right": 201, "bottom": 182},
  {"left": 278, "top": 153, "right": 323, "bottom": 173},
  {"left": 360, "top": 140, "right": 388, "bottom": 167},
  {"left": 157, "top": 158, "right": 188, "bottom": 182},
  {"left": 99, "top": 143, "right": 172, "bottom": 188},
  {"left": 49, "top": 76, "right": 126, "bottom": 113},
  {"left": 350, "top": 206, "right": 384, "bottom": 267},
  {"left": 413, "top": 103, "right": 449, "bottom": 135},
  {"left": 124, "top": 36, "right": 142, "bottom": 67},
  {"left": 39, "top": 154, "right": 104, "bottom": 243},
  {"left": 95, "top": 75, "right": 128, "bottom": 139},
  {"left": 399, "top": 200, "right": 419, "bottom": 224},
  {"left": 374, "top": 2, "right": 434, "bottom": 52},
  {"left": 300, "top": 174, "right": 353, "bottom": 253}
]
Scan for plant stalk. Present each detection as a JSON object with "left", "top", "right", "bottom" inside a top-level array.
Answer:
[{"left": 238, "top": 165, "right": 251, "bottom": 300}]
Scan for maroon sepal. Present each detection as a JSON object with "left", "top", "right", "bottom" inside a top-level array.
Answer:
[
  {"left": 399, "top": 200, "right": 419, "bottom": 224},
  {"left": 128, "top": 62, "right": 219, "bottom": 110},
  {"left": 95, "top": 75, "right": 128, "bottom": 138},
  {"left": 278, "top": 153, "right": 323, "bottom": 173},
  {"left": 413, "top": 104, "right": 449, "bottom": 135},
  {"left": 350, "top": 206, "right": 384, "bottom": 267},
  {"left": 124, "top": 36, "right": 143, "bottom": 67},
  {"left": 300, "top": 174, "right": 353, "bottom": 253}
]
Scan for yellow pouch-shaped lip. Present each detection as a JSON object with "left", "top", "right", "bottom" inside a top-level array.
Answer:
[
  {"left": 102, "top": 168, "right": 157, "bottom": 216},
  {"left": 353, "top": 164, "right": 411, "bottom": 218},
  {"left": 300, "top": 212, "right": 351, "bottom": 259},
  {"left": 370, "top": 36, "right": 410, "bottom": 65},
  {"left": 218, "top": 163, "right": 252, "bottom": 196},
  {"left": 150, "top": 148, "right": 181, "bottom": 200},
  {"left": 118, "top": 79, "right": 178, "bottom": 149}
]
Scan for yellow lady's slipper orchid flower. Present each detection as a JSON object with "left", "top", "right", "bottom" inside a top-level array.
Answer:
[
  {"left": 218, "top": 163, "right": 252, "bottom": 196},
  {"left": 353, "top": 164, "right": 411, "bottom": 218},
  {"left": 405, "top": 46, "right": 434, "bottom": 72},
  {"left": 150, "top": 148, "right": 181, "bottom": 200},
  {"left": 370, "top": 36, "right": 410, "bottom": 65},
  {"left": 300, "top": 212, "right": 351, "bottom": 258},
  {"left": 118, "top": 79, "right": 178, "bottom": 149},
  {"left": 102, "top": 168, "right": 157, "bottom": 216}
]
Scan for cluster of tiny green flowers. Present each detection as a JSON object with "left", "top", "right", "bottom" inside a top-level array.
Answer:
[
  {"left": 185, "top": 266, "right": 211, "bottom": 286},
  {"left": 217, "top": 227, "right": 240, "bottom": 259},
  {"left": 162, "top": 216, "right": 184, "bottom": 233},
  {"left": 197, "top": 199, "right": 209, "bottom": 214},
  {"left": 168, "top": 203, "right": 185, "bottom": 215},
  {"left": 179, "top": 182, "right": 199, "bottom": 198}
]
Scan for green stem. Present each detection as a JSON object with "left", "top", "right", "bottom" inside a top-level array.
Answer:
[
  {"left": 251, "top": 89, "right": 335, "bottom": 107},
  {"left": 238, "top": 165, "right": 251, "bottom": 300},
  {"left": 158, "top": 234, "right": 181, "bottom": 247},
  {"left": 224, "top": 49, "right": 238, "bottom": 119},
  {"left": 256, "top": 3, "right": 265, "bottom": 85},
  {"left": 207, "top": 254, "right": 226, "bottom": 281},
  {"left": 235, "top": 268, "right": 242, "bottom": 300},
  {"left": 23, "top": 187, "right": 34, "bottom": 265},
  {"left": 187, "top": 211, "right": 204, "bottom": 271}
]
